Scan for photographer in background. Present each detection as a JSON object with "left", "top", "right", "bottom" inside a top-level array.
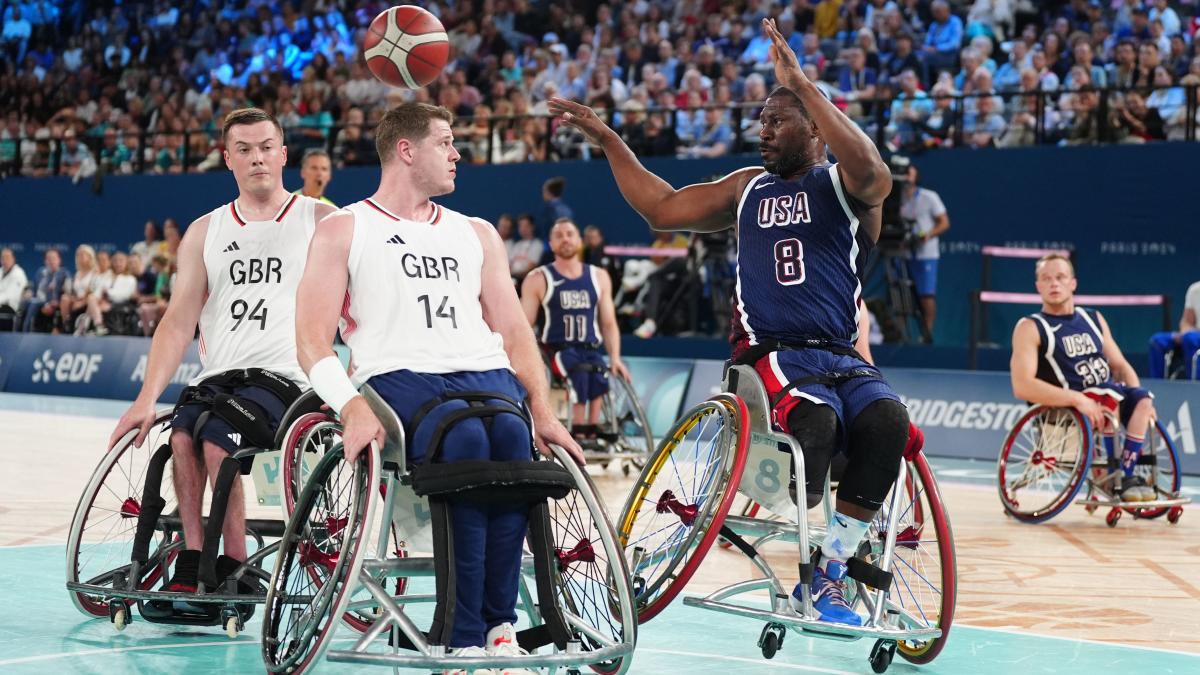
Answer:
[{"left": 899, "top": 162, "right": 950, "bottom": 338}]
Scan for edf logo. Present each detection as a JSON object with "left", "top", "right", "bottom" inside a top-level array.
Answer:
[{"left": 31, "top": 350, "right": 103, "bottom": 383}]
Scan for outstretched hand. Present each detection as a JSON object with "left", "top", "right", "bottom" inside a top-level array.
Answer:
[
  {"left": 547, "top": 97, "right": 614, "bottom": 147},
  {"left": 762, "top": 18, "right": 809, "bottom": 93}
]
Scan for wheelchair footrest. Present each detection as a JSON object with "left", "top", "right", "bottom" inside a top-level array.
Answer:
[{"left": 846, "top": 557, "right": 892, "bottom": 592}]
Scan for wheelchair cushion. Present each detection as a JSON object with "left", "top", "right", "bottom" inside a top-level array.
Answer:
[{"left": 410, "top": 459, "right": 574, "bottom": 503}]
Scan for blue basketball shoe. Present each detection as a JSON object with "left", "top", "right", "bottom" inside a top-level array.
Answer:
[{"left": 791, "top": 559, "right": 862, "bottom": 626}]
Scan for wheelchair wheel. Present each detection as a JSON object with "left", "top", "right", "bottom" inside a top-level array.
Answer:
[
  {"left": 66, "top": 412, "right": 180, "bottom": 618},
  {"left": 862, "top": 453, "right": 956, "bottom": 665},
  {"left": 545, "top": 445, "right": 638, "bottom": 675},
  {"left": 998, "top": 406, "right": 1092, "bottom": 523},
  {"left": 1124, "top": 419, "right": 1183, "bottom": 519},
  {"left": 261, "top": 442, "right": 379, "bottom": 674},
  {"left": 616, "top": 394, "right": 750, "bottom": 623},
  {"left": 599, "top": 374, "right": 654, "bottom": 470}
]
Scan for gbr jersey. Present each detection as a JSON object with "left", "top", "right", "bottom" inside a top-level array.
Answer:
[
  {"left": 340, "top": 198, "right": 510, "bottom": 386},
  {"left": 195, "top": 194, "right": 317, "bottom": 385},
  {"left": 731, "top": 165, "right": 871, "bottom": 355}
]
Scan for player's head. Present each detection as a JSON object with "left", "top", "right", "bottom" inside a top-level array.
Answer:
[
  {"left": 375, "top": 102, "right": 459, "bottom": 197},
  {"left": 549, "top": 218, "right": 582, "bottom": 260},
  {"left": 759, "top": 86, "right": 821, "bottom": 177},
  {"left": 300, "top": 148, "right": 332, "bottom": 197},
  {"left": 221, "top": 108, "right": 287, "bottom": 196},
  {"left": 1034, "top": 254, "right": 1077, "bottom": 307}
]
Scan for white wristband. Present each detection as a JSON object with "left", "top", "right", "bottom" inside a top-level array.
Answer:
[{"left": 308, "top": 355, "right": 360, "bottom": 415}]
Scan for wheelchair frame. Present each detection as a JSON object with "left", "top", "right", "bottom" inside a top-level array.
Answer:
[
  {"left": 618, "top": 365, "right": 956, "bottom": 673},
  {"left": 261, "top": 385, "right": 638, "bottom": 674},
  {"left": 550, "top": 361, "right": 653, "bottom": 474}
]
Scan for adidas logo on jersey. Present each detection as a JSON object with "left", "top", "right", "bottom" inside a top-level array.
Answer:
[
  {"left": 227, "top": 432, "right": 242, "bottom": 446},
  {"left": 223, "top": 241, "right": 241, "bottom": 253},
  {"left": 385, "top": 234, "right": 405, "bottom": 245}
]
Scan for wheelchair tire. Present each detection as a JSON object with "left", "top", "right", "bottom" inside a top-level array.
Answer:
[
  {"left": 997, "top": 406, "right": 1093, "bottom": 523},
  {"left": 66, "top": 411, "right": 180, "bottom": 618},
  {"left": 261, "top": 442, "right": 379, "bottom": 674},
  {"left": 616, "top": 394, "right": 750, "bottom": 623},
  {"left": 601, "top": 373, "right": 654, "bottom": 468},
  {"left": 1122, "top": 419, "right": 1182, "bottom": 520}
]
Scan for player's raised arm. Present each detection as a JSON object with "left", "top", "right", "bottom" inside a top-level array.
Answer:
[
  {"left": 549, "top": 96, "right": 760, "bottom": 233},
  {"left": 109, "top": 215, "right": 210, "bottom": 449},
  {"left": 762, "top": 19, "right": 892, "bottom": 216},
  {"left": 1011, "top": 318, "right": 1101, "bottom": 426}
]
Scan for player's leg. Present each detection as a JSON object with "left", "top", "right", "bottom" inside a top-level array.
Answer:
[
  {"left": 201, "top": 441, "right": 248, "bottom": 561},
  {"left": 556, "top": 348, "right": 591, "bottom": 430},
  {"left": 1118, "top": 388, "right": 1157, "bottom": 501},
  {"left": 585, "top": 350, "right": 609, "bottom": 427},
  {"left": 910, "top": 258, "right": 938, "bottom": 338},
  {"left": 784, "top": 402, "right": 840, "bottom": 509},
  {"left": 160, "top": 407, "right": 209, "bottom": 597}
]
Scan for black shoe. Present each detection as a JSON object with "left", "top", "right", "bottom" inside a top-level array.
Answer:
[
  {"left": 142, "top": 550, "right": 218, "bottom": 622},
  {"left": 217, "top": 554, "right": 264, "bottom": 620}
]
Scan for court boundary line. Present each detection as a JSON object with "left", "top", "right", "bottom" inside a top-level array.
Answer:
[{"left": 955, "top": 623, "right": 1200, "bottom": 658}]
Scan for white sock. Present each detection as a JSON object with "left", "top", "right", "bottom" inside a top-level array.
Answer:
[{"left": 821, "top": 512, "right": 871, "bottom": 565}]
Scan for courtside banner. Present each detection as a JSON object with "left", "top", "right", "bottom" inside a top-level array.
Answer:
[
  {"left": 0, "top": 333, "right": 18, "bottom": 391},
  {"left": 625, "top": 356, "right": 693, "bottom": 437}
]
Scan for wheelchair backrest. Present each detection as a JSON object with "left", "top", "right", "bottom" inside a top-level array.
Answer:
[{"left": 722, "top": 364, "right": 803, "bottom": 518}]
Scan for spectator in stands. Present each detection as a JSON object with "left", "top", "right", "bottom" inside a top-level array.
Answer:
[
  {"left": 130, "top": 220, "right": 160, "bottom": 262},
  {"left": 1106, "top": 40, "right": 1138, "bottom": 90},
  {"left": 1133, "top": 42, "right": 1162, "bottom": 88},
  {"left": 839, "top": 47, "right": 879, "bottom": 118},
  {"left": 333, "top": 106, "right": 374, "bottom": 167},
  {"left": 890, "top": 69, "right": 934, "bottom": 148},
  {"left": 582, "top": 225, "right": 622, "bottom": 290},
  {"left": 2, "top": 6, "right": 31, "bottom": 63},
  {"left": 1070, "top": 38, "right": 1106, "bottom": 88},
  {"left": 136, "top": 253, "right": 171, "bottom": 337},
  {"left": 1149, "top": 0, "right": 1182, "bottom": 37},
  {"left": 495, "top": 213, "right": 517, "bottom": 261},
  {"left": 77, "top": 251, "right": 135, "bottom": 336},
  {"left": 1067, "top": 85, "right": 1121, "bottom": 145},
  {"left": 1146, "top": 65, "right": 1188, "bottom": 137},
  {"left": 0, "top": 247, "right": 27, "bottom": 331},
  {"left": 1116, "top": 90, "right": 1166, "bottom": 142},
  {"left": 883, "top": 31, "right": 923, "bottom": 82},
  {"left": 1148, "top": 280, "right": 1200, "bottom": 379},
  {"left": 540, "top": 176, "right": 573, "bottom": 236},
  {"left": 60, "top": 128, "right": 95, "bottom": 183},
  {"left": 900, "top": 164, "right": 950, "bottom": 338},
  {"left": 295, "top": 148, "right": 335, "bottom": 206},
  {"left": 924, "top": 0, "right": 964, "bottom": 77},
  {"left": 509, "top": 213, "right": 545, "bottom": 281},
  {"left": 680, "top": 106, "right": 734, "bottom": 158},
  {"left": 632, "top": 230, "right": 690, "bottom": 339},
  {"left": 1000, "top": 69, "right": 1060, "bottom": 147},
  {"left": 995, "top": 40, "right": 1029, "bottom": 91},
  {"left": 60, "top": 244, "right": 98, "bottom": 333},
  {"left": 21, "top": 248, "right": 68, "bottom": 333},
  {"left": 162, "top": 218, "right": 181, "bottom": 261}
]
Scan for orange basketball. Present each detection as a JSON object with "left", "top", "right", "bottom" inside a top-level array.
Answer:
[{"left": 362, "top": 5, "right": 449, "bottom": 89}]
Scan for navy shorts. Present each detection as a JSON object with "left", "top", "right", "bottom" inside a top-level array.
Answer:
[
  {"left": 548, "top": 346, "right": 610, "bottom": 403},
  {"left": 367, "top": 368, "right": 532, "bottom": 464},
  {"left": 752, "top": 348, "right": 902, "bottom": 434},
  {"left": 1085, "top": 382, "right": 1154, "bottom": 427},
  {"left": 907, "top": 258, "right": 938, "bottom": 297},
  {"left": 171, "top": 383, "right": 288, "bottom": 454}
]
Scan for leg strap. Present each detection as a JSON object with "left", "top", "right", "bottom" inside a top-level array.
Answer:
[
  {"left": 130, "top": 443, "right": 172, "bottom": 564},
  {"left": 426, "top": 498, "right": 457, "bottom": 647},
  {"left": 198, "top": 457, "right": 243, "bottom": 589}
]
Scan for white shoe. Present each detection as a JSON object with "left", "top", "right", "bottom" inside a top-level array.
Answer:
[
  {"left": 485, "top": 624, "right": 535, "bottom": 675},
  {"left": 633, "top": 318, "right": 657, "bottom": 338},
  {"left": 444, "top": 645, "right": 497, "bottom": 675}
]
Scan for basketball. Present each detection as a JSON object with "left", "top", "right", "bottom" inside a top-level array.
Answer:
[{"left": 362, "top": 5, "right": 450, "bottom": 90}]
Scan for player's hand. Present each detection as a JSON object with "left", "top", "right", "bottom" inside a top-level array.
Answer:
[
  {"left": 109, "top": 398, "right": 159, "bottom": 450},
  {"left": 533, "top": 410, "right": 586, "bottom": 466},
  {"left": 547, "top": 97, "right": 614, "bottom": 147},
  {"left": 610, "top": 358, "right": 632, "bottom": 382},
  {"left": 340, "top": 396, "right": 386, "bottom": 464},
  {"left": 763, "top": 18, "right": 808, "bottom": 93},
  {"left": 1072, "top": 393, "right": 1104, "bottom": 429}
]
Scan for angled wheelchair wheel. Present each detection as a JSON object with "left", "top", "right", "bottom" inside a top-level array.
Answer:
[
  {"left": 616, "top": 394, "right": 750, "bottom": 623},
  {"left": 862, "top": 453, "right": 957, "bottom": 665},
  {"left": 998, "top": 406, "right": 1092, "bottom": 523},
  {"left": 545, "top": 446, "right": 638, "bottom": 675},
  {"left": 66, "top": 411, "right": 180, "bottom": 618},
  {"left": 599, "top": 374, "right": 654, "bottom": 470},
  {"left": 1124, "top": 419, "right": 1182, "bottom": 520},
  {"left": 261, "top": 442, "right": 379, "bottom": 674}
]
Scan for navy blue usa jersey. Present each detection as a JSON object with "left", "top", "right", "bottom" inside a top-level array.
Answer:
[
  {"left": 1027, "top": 308, "right": 1115, "bottom": 392},
  {"left": 731, "top": 165, "right": 871, "bottom": 353},
  {"left": 538, "top": 264, "right": 602, "bottom": 347}
]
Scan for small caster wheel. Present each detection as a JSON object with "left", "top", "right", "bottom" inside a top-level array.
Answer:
[
  {"left": 600, "top": 461, "right": 610, "bottom": 471},
  {"left": 1105, "top": 509, "right": 1121, "bottom": 528},
  {"left": 757, "top": 622, "right": 786, "bottom": 659},
  {"left": 111, "top": 607, "right": 127, "bottom": 632},
  {"left": 869, "top": 639, "right": 896, "bottom": 674},
  {"left": 222, "top": 608, "right": 243, "bottom": 638},
  {"left": 1085, "top": 496, "right": 1099, "bottom": 514},
  {"left": 622, "top": 462, "right": 632, "bottom": 477},
  {"left": 1168, "top": 506, "right": 1183, "bottom": 524}
]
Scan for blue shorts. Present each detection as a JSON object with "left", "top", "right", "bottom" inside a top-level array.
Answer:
[
  {"left": 548, "top": 346, "right": 609, "bottom": 402},
  {"left": 367, "top": 368, "right": 532, "bottom": 464},
  {"left": 907, "top": 258, "right": 938, "bottom": 297},
  {"left": 752, "top": 348, "right": 902, "bottom": 434},
  {"left": 1085, "top": 382, "right": 1154, "bottom": 427},
  {"left": 171, "top": 383, "right": 288, "bottom": 454}
]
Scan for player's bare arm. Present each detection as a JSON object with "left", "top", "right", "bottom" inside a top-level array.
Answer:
[
  {"left": 472, "top": 219, "right": 585, "bottom": 464},
  {"left": 519, "top": 266, "right": 546, "bottom": 327},
  {"left": 763, "top": 18, "right": 892, "bottom": 241},
  {"left": 1097, "top": 312, "right": 1141, "bottom": 388},
  {"left": 109, "top": 214, "right": 210, "bottom": 449},
  {"left": 549, "top": 96, "right": 761, "bottom": 232},
  {"left": 596, "top": 268, "right": 630, "bottom": 381},
  {"left": 1011, "top": 318, "right": 1102, "bottom": 426},
  {"left": 296, "top": 210, "right": 385, "bottom": 461}
]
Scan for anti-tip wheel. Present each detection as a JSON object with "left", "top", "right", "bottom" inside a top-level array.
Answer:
[
  {"left": 870, "top": 639, "right": 896, "bottom": 673},
  {"left": 1167, "top": 506, "right": 1183, "bottom": 524},
  {"left": 1105, "top": 509, "right": 1121, "bottom": 528},
  {"left": 225, "top": 615, "right": 240, "bottom": 639},
  {"left": 758, "top": 623, "right": 785, "bottom": 660},
  {"left": 111, "top": 607, "right": 127, "bottom": 632}
]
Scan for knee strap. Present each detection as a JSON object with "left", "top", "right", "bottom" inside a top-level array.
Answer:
[
  {"left": 426, "top": 499, "right": 457, "bottom": 647},
  {"left": 409, "top": 392, "right": 533, "bottom": 465},
  {"left": 199, "top": 456, "right": 244, "bottom": 589},
  {"left": 410, "top": 459, "right": 575, "bottom": 502}
]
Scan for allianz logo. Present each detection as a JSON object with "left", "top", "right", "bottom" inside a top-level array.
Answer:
[
  {"left": 129, "top": 355, "right": 202, "bottom": 384},
  {"left": 31, "top": 349, "right": 103, "bottom": 383}
]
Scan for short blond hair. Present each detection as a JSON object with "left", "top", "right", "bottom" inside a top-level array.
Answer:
[{"left": 1035, "top": 253, "right": 1074, "bottom": 278}]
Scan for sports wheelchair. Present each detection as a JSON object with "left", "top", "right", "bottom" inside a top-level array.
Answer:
[
  {"left": 65, "top": 384, "right": 325, "bottom": 637},
  {"left": 616, "top": 364, "right": 956, "bottom": 673},
  {"left": 998, "top": 400, "right": 1188, "bottom": 527},
  {"left": 547, "top": 358, "right": 653, "bottom": 475},
  {"left": 261, "top": 385, "right": 637, "bottom": 674}
]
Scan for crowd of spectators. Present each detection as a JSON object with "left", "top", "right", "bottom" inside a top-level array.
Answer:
[{"left": 3, "top": 1, "right": 1199, "bottom": 181}]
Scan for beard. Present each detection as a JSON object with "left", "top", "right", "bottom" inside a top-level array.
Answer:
[{"left": 761, "top": 149, "right": 804, "bottom": 178}]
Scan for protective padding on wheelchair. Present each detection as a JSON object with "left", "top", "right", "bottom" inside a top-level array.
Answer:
[
  {"left": 617, "top": 394, "right": 750, "bottom": 623},
  {"left": 67, "top": 411, "right": 181, "bottom": 618}
]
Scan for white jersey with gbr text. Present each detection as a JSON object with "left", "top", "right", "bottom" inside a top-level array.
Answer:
[
  {"left": 194, "top": 194, "right": 317, "bottom": 385},
  {"left": 340, "top": 198, "right": 510, "bottom": 386}
]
